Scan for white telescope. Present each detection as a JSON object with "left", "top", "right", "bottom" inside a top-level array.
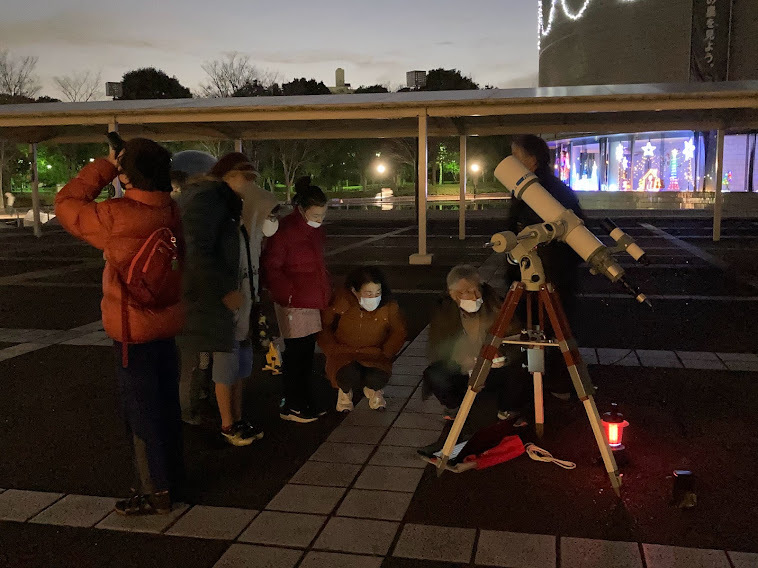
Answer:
[{"left": 493, "top": 156, "right": 649, "bottom": 305}]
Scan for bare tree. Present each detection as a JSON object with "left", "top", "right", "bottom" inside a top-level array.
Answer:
[
  {"left": 0, "top": 50, "right": 40, "bottom": 97},
  {"left": 53, "top": 70, "right": 102, "bottom": 102},
  {"left": 200, "top": 52, "right": 277, "bottom": 98},
  {"left": 385, "top": 138, "right": 416, "bottom": 169},
  {"left": 278, "top": 140, "right": 317, "bottom": 202}
]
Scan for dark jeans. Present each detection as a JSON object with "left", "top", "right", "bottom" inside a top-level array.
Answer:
[
  {"left": 178, "top": 348, "right": 211, "bottom": 421},
  {"left": 282, "top": 334, "right": 318, "bottom": 411},
  {"left": 422, "top": 361, "right": 530, "bottom": 412},
  {"left": 114, "top": 339, "right": 184, "bottom": 495},
  {"left": 336, "top": 362, "right": 390, "bottom": 393}
]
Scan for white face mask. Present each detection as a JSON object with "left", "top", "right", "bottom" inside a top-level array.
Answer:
[
  {"left": 262, "top": 217, "right": 279, "bottom": 237},
  {"left": 459, "top": 298, "right": 483, "bottom": 313},
  {"left": 359, "top": 296, "right": 382, "bottom": 312},
  {"left": 306, "top": 220, "right": 322, "bottom": 229}
]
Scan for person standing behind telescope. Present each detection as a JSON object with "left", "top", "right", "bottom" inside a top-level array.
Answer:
[{"left": 506, "top": 135, "right": 586, "bottom": 400}]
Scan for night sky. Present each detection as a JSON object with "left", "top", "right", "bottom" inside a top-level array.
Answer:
[{"left": 1, "top": 0, "right": 539, "bottom": 98}]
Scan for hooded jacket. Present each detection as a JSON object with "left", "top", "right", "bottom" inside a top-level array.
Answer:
[
  {"left": 178, "top": 177, "right": 242, "bottom": 352},
  {"left": 54, "top": 159, "right": 183, "bottom": 343},
  {"left": 239, "top": 180, "right": 280, "bottom": 298}
]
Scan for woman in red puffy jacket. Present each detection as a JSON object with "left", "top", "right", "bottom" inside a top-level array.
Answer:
[{"left": 261, "top": 177, "right": 331, "bottom": 423}]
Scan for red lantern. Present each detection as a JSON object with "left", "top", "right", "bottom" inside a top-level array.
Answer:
[{"left": 602, "top": 403, "right": 629, "bottom": 450}]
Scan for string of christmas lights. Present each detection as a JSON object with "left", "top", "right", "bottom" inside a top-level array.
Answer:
[{"left": 538, "top": 0, "right": 640, "bottom": 49}]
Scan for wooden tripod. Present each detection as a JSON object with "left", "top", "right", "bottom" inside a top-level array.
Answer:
[{"left": 435, "top": 280, "right": 622, "bottom": 496}]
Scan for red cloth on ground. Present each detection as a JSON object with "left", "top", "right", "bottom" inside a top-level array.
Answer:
[{"left": 463, "top": 435, "right": 525, "bottom": 469}]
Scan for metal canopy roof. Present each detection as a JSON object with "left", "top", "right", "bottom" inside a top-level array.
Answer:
[{"left": 1, "top": 81, "right": 758, "bottom": 144}]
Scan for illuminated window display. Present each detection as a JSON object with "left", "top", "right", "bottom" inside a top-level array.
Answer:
[
  {"left": 570, "top": 141, "right": 600, "bottom": 192},
  {"left": 549, "top": 131, "right": 757, "bottom": 192}
]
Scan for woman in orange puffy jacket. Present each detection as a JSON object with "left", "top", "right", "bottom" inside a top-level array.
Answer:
[{"left": 55, "top": 138, "right": 184, "bottom": 517}]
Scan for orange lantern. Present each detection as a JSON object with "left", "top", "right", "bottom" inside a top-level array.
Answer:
[{"left": 602, "top": 403, "right": 629, "bottom": 450}]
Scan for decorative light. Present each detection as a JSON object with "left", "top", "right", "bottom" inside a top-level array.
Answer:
[
  {"left": 538, "top": 0, "right": 640, "bottom": 50},
  {"left": 683, "top": 138, "right": 696, "bottom": 161},
  {"left": 638, "top": 168, "right": 663, "bottom": 191},
  {"left": 601, "top": 403, "right": 629, "bottom": 451},
  {"left": 89, "top": 158, "right": 95, "bottom": 162},
  {"left": 615, "top": 143, "right": 624, "bottom": 163},
  {"left": 46, "top": 164, "right": 52, "bottom": 169},
  {"left": 641, "top": 142, "right": 656, "bottom": 157},
  {"left": 621, "top": 157, "right": 629, "bottom": 170},
  {"left": 669, "top": 149, "right": 680, "bottom": 191}
]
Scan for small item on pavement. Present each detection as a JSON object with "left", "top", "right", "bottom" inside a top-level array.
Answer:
[{"left": 672, "top": 470, "right": 697, "bottom": 509}]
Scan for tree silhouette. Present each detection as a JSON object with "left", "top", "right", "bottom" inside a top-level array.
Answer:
[
  {"left": 119, "top": 68, "right": 192, "bottom": 100},
  {"left": 232, "top": 80, "right": 282, "bottom": 97},
  {"left": 0, "top": 50, "right": 40, "bottom": 98},
  {"left": 200, "top": 52, "right": 278, "bottom": 97},
  {"left": 281, "top": 78, "right": 331, "bottom": 96},
  {"left": 354, "top": 85, "right": 389, "bottom": 94},
  {"left": 422, "top": 68, "right": 479, "bottom": 91},
  {"left": 54, "top": 70, "right": 102, "bottom": 102}
]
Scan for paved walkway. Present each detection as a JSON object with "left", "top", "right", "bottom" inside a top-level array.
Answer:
[
  {"left": 1, "top": 328, "right": 756, "bottom": 567},
  {"left": 3, "top": 218, "right": 758, "bottom": 565}
]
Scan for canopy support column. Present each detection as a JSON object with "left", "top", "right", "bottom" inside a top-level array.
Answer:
[
  {"left": 713, "top": 129, "right": 725, "bottom": 242},
  {"left": 410, "top": 110, "right": 432, "bottom": 265},
  {"left": 459, "top": 134, "right": 467, "bottom": 240},
  {"left": 30, "top": 143, "right": 41, "bottom": 238}
]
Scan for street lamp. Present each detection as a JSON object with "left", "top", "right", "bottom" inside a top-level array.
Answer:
[
  {"left": 374, "top": 163, "right": 390, "bottom": 207},
  {"left": 470, "top": 162, "right": 481, "bottom": 199}
]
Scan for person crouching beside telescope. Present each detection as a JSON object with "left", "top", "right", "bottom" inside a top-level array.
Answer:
[{"left": 422, "top": 265, "right": 529, "bottom": 424}]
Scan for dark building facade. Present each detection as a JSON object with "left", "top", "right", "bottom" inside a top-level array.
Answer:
[{"left": 538, "top": 0, "right": 758, "bottom": 88}]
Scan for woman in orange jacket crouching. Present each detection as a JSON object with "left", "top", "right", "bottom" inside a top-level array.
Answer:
[{"left": 319, "top": 267, "right": 407, "bottom": 412}]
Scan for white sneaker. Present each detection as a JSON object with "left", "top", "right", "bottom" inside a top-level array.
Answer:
[
  {"left": 363, "top": 387, "right": 387, "bottom": 410},
  {"left": 336, "top": 389, "right": 354, "bottom": 412}
]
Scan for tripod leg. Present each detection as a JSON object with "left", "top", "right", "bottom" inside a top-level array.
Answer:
[
  {"left": 526, "top": 292, "right": 546, "bottom": 437},
  {"left": 540, "top": 285, "right": 622, "bottom": 496},
  {"left": 533, "top": 371, "right": 544, "bottom": 437},
  {"left": 435, "top": 282, "right": 525, "bottom": 476}
]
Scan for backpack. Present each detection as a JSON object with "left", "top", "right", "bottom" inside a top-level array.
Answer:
[{"left": 120, "top": 227, "right": 181, "bottom": 366}]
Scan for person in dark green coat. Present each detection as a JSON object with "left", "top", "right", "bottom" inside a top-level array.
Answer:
[{"left": 178, "top": 162, "right": 262, "bottom": 447}]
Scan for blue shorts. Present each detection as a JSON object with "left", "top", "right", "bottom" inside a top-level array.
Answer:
[{"left": 212, "top": 341, "right": 253, "bottom": 386}]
